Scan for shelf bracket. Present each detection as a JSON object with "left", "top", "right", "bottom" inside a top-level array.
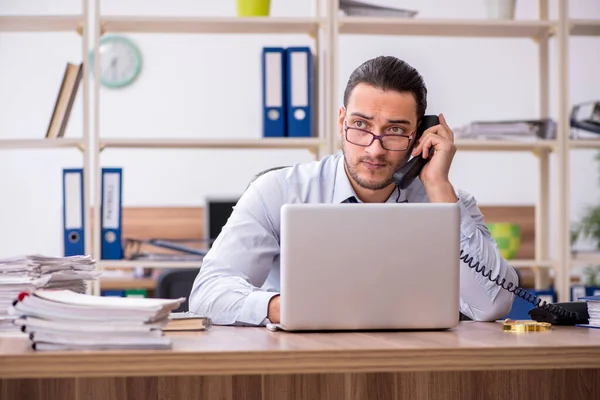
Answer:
[
  {"left": 76, "top": 21, "right": 84, "bottom": 36},
  {"left": 76, "top": 143, "right": 86, "bottom": 152},
  {"left": 531, "top": 28, "right": 553, "bottom": 44},
  {"left": 76, "top": 20, "right": 106, "bottom": 36}
]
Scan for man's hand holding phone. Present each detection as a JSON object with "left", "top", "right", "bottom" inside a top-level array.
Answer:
[{"left": 410, "top": 113, "right": 458, "bottom": 203}]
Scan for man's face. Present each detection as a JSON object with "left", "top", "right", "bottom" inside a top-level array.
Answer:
[{"left": 338, "top": 83, "right": 418, "bottom": 191}]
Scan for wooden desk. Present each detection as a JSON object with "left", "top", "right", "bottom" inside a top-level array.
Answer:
[{"left": 1, "top": 321, "right": 599, "bottom": 400}]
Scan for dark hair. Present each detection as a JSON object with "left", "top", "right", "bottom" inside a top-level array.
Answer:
[{"left": 343, "top": 56, "right": 427, "bottom": 121}]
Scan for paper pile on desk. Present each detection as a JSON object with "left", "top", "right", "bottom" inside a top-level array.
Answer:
[
  {"left": 9, "top": 289, "right": 185, "bottom": 351},
  {"left": 580, "top": 295, "right": 600, "bottom": 328},
  {"left": 0, "top": 255, "right": 98, "bottom": 331}
]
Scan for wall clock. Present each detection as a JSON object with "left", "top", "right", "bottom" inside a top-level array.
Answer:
[{"left": 89, "top": 35, "right": 142, "bottom": 89}]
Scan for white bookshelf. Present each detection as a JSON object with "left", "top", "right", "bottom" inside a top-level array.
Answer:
[
  {"left": 567, "top": 17, "right": 600, "bottom": 279},
  {"left": 0, "top": 0, "right": 93, "bottom": 295},
  {"left": 3, "top": 1, "right": 597, "bottom": 302}
]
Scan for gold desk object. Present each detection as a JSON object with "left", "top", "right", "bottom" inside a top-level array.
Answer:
[{"left": 502, "top": 319, "right": 552, "bottom": 332}]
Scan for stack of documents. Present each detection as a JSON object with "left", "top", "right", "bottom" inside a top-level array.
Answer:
[
  {"left": 10, "top": 289, "right": 185, "bottom": 351},
  {"left": 0, "top": 255, "right": 98, "bottom": 331},
  {"left": 580, "top": 295, "right": 600, "bottom": 328},
  {"left": 339, "top": 0, "right": 418, "bottom": 17},
  {"left": 453, "top": 118, "right": 556, "bottom": 141}
]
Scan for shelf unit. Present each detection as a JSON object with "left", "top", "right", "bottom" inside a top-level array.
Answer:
[
  {"left": 0, "top": 1, "right": 93, "bottom": 293},
  {"left": 328, "top": 0, "right": 599, "bottom": 301},
  {"left": 566, "top": 12, "right": 600, "bottom": 294},
  {"left": 2, "top": 1, "right": 599, "bottom": 302},
  {"left": 87, "top": 0, "right": 334, "bottom": 295}
]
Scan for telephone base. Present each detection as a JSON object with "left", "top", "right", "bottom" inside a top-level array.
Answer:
[{"left": 528, "top": 301, "right": 589, "bottom": 326}]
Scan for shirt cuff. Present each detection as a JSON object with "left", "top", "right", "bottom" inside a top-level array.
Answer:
[
  {"left": 237, "top": 291, "right": 280, "bottom": 326},
  {"left": 457, "top": 198, "right": 478, "bottom": 242}
]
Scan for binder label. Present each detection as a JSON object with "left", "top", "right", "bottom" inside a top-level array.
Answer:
[
  {"left": 64, "top": 172, "right": 82, "bottom": 229},
  {"left": 265, "top": 52, "right": 283, "bottom": 108},
  {"left": 291, "top": 52, "right": 308, "bottom": 107},
  {"left": 102, "top": 172, "right": 121, "bottom": 229}
]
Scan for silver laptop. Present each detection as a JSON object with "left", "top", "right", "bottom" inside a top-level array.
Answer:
[{"left": 278, "top": 202, "right": 461, "bottom": 331}]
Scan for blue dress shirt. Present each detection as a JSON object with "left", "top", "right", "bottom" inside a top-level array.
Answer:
[{"left": 189, "top": 152, "right": 519, "bottom": 325}]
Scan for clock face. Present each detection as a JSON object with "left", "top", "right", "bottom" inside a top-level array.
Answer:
[{"left": 90, "top": 36, "right": 142, "bottom": 88}]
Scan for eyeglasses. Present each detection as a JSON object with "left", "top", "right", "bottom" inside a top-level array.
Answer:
[{"left": 344, "top": 122, "right": 412, "bottom": 151}]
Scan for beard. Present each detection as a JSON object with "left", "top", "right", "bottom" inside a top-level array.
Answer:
[{"left": 342, "top": 142, "right": 405, "bottom": 191}]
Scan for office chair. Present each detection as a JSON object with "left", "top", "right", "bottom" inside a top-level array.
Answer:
[
  {"left": 155, "top": 268, "right": 200, "bottom": 312},
  {"left": 152, "top": 168, "right": 289, "bottom": 311},
  {"left": 245, "top": 166, "right": 290, "bottom": 190}
]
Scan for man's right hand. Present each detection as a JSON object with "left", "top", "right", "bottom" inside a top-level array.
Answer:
[{"left": 267, "top": 295, "right": 280, "bottom": 323}]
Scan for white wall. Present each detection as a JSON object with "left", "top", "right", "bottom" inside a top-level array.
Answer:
[{"left": 1, "top": 0, "right": 599, "bottom": 267}]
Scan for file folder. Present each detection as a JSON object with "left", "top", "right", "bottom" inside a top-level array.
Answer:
[
  {"left": 101, "top": 168, "right": 123, "bottom": 260},
  {"left": 262, "top": 47, "right": 286, "bottom": 137},
  {"left": 62, "top": 168, "right": 85, "bottom": 256},
  {"left": 285, "top": 46, "right": 314, "bottom": 137}
]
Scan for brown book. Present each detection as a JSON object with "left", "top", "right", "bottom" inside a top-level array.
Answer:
[
  {"left": 46, "top": 62, "right": 83, "bottom": 139},
  {"left": 163, "top": 312, "right": 212, "bottom": 332}
]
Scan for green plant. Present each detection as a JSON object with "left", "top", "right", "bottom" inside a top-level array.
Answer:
[
  {"left": 583, "top": 265, "right": 600, "bottom": 287},
  {"left": 572, "top": 152, "right": 600, "bottom": 247},
  {"left": 571, "top": 151, "right": 600, "bottom": 286}
]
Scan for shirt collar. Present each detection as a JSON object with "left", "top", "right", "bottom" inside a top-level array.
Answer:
[
  {"left": 332, "top": 152, "right": 406, "bottom": 204},
  {"left": 332, "top": 153, "right": 360, "bottom": 203}
]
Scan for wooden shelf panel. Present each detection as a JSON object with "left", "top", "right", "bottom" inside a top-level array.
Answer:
[
  {"left": 455, "top": 139, "right": 557, "bottom": 151},
  {"left": 99, "top": 260, "right": 203, "bottom": 269},
  {"left": 100, "top": 138, "right": 325, "bottom": 150},
  {"left": 571, "top": 252, "right": 600, "bottom": 265},
  {"left": 0, "top": 15, "right": 81, "bottom": 32},
  {"left": 571, "top": 19, "right": 600, "bottom": 36},
  {"left": 0, "top": 138, "right": 84, "bottom": 149},
  {"left": 570, "top": 139, "right": 600, "bottom": 149},
  {"left": 506, "top": 259, "right": 554, "bottom": 268},
  {"left": 100, "top": 277, "right": 156, "bottom": 290},
  {"left": 338, "top": 18, "right": 553, "bottom": 38},
  {"left": 102, "top": 16, "right": 324, "bottom": 34}
]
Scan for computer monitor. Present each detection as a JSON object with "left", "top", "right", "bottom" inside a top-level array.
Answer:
[{"left": 204, "top": 197, "right": 240, "bottom": 245}]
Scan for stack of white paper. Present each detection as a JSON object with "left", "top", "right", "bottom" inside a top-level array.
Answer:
[
  {"left": 339, "top": 0, "right": 418, "bottom": 17},
  {"left": 0, "top": 255, "right": 98, "bottom": 331},
  {"left": 10, "top": 289, "right": 185, "bottom": 351},
  {"left": 453, "top": 118, "right": 557, "bottom": 141}
]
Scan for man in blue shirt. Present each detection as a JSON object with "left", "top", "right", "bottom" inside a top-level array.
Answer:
[{"left": 189, "top": 56, "right": 518, "bottom": 326}]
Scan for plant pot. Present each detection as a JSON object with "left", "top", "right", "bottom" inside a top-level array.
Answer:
[
  {"left": 237, "top": 0, "right": 271, "bottom": 17},
  {"left": 485, "top": 0, "right": 516, "bottom": 19}
]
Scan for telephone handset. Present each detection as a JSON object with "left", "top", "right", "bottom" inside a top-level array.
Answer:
[
  {"left": 392, "top": 115, "right": 440, "bottom": 190},
  {"left": 391, "top": 115, "right": 583, "bottom": 324}
]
